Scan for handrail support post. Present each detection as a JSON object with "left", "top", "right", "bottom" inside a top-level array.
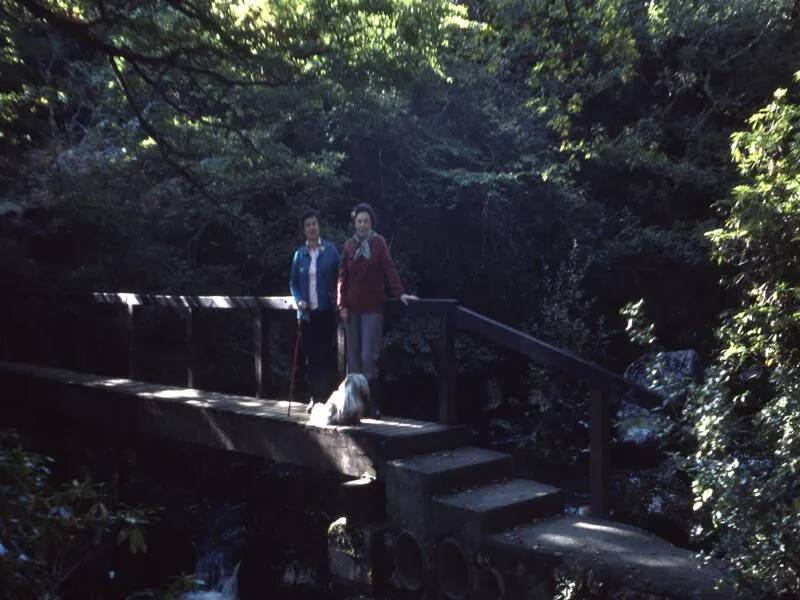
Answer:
[
  {"left": 185, "top": 307, "right": 195, "bottom": 388},
  {"left": 254, "top": 307, "right": 267, "bottom": 398},
  {"left": 437, "top": 305, "right": 458, "bottom": 424},
  {"left": 590, "top": 388, "right": 611, "bottom": 518},
  {"left": 124, "top": 303, "right": 136, "bottom": 380}
]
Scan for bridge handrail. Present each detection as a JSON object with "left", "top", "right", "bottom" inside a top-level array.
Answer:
[
  {"left": 455, "top": 306, "right": 660, "bottom": 408},
  {"left": 10, "top": 292, "right": 657, "bottom": 517},
  {"left": 88, "top": 292, "right": 297, "bottom": 311},
  {"left": 86, "top": 293, "right": 656, "bottom": 400}
]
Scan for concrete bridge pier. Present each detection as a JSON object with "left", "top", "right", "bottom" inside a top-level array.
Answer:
[
  {"left": 327, "top": 516, "right": 391, "bottom": 597},
  {"left": 327, "top": 476, "right": 392, "bottom": 597}
]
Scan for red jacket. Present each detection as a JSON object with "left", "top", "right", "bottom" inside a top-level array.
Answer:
[{"left": 338, "top": 234, "right": 405, "bottom": 313}]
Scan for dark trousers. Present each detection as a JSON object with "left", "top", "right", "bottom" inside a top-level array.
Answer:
[{"left": 299, "top": 310, "right": 337, "bottom": 402}]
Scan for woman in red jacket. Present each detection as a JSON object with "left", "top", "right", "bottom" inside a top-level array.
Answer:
[{"left": 337, "top": 203, "right": 416, "bottom": 416}]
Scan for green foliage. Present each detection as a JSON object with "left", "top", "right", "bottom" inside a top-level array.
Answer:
[
  {"left": 0, "top": 0, "right": 473, "bottom": 293},
  {"left": 488, "top": 0, "right": 639, "bottom": 163},
  {"left": 526, "top": 243, "right": 607, "bottom": 359},
  {"left": 0, "top": 430, "right": 159, "bottom": 599},
  {"left": 687, "top": 73, "right": 800, "bottom": 594},
  {"left": 620, "top": 298, "right": 658, "bottom": 348},
  {"left": 472, "top": 0, "right": 800, "bottom": 358},
  {"left": 552, "top": 566, "right": 607, "bottom": 599}
]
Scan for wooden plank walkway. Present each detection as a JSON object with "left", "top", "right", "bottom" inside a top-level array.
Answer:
[{"left": 0, "top": 361, "right": 469, "bottom": 478}]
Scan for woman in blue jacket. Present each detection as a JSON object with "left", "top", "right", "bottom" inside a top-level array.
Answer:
[{"left": 290, "top": 209, "right": 341, "bottom": 411}]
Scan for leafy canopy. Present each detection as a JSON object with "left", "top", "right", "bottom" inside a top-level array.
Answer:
[{"left": 689, "top": 72, "right": 800, "bottom": 594}]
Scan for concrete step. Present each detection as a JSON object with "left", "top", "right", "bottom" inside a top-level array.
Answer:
[
  {"left": 387, "top": 447, "right": 514, "bottom": 495},
  {"left": 432, "top": 478, "right": 564, "bottom": 536},
  {"left": 484, "top": 516, "right": 733, "bottom": 599},
  {"left": 385, "top": 447, "right": 514, "bottom": 536}
]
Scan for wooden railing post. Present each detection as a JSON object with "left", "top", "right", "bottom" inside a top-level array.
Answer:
[
  {"left": 590, "top": 388, "right": 611, "bottom": 518},
  {"left": 254, "top": 307, "right": 267, "bottom": 398},
  {"left": 124, "top": 303, "right": 136, "bottom": 380},
  {"left": 437, "top": 305, "right": 458, "bottom": 424},
  {"left": 185, "top": 307, "right": 195, "bottom": 388}
]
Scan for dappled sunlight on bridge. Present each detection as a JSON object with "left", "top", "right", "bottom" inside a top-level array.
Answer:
[
  {"left": 628, "top": 554, "right": 690, "bottom": 568},
  {"left": 488, "top": 515, "right": 730, "bottom": 598},
  {"left": 96, "top": 378, "right": 131, "bottom": 387},
  {"left": 152, "top": 389, "right": 201, "bottom": 399},
  {"left": 574, "top": 519, "right": 639, "bottom": 538},
  {"left": 0, "top": 360, "right": 470, "bottom": 478},
  {"left": 362, "top": 418, "right": 425, "bottom": 429},
  {"left": 236, "top": 400, "right": 265, "bottom": 407},
  {"left": 536, "top": 529, "right": 629, "bottom": 555}
]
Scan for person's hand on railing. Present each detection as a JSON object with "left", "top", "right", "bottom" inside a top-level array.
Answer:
[
  {"left": 400, "top": 294, "right": 418, "bottom": 306},
  {"left": 297, "top": 300, "right": 309, "bottom": 311}
]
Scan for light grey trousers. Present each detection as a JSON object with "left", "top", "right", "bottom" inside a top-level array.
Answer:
[{"left": 345, "top": 311, "right": 384, "bottom": 382}]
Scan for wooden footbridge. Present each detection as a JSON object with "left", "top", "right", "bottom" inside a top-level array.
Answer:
[
  {"left": 0, "top": 294, "right": 657, "bottom": 510},
  {"left": 0, "top": 293, "right": 730, "bottom": 599}
]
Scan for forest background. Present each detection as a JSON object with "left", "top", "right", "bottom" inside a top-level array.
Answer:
[{"left": 2, "top": 0, "right": 800, "bottom": 597}]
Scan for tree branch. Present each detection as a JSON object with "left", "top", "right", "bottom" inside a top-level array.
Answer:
[{"left": 14, "top": 0, "right": 297, "bottom": 86}]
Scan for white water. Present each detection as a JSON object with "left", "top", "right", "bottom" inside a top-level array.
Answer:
[{"left": 181, "top": 551, "right": 240, "bottom": 600}]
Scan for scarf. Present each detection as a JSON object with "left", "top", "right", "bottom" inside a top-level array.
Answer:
[{"left": 353, "top": 231, "right": 375, "bottom": 261}]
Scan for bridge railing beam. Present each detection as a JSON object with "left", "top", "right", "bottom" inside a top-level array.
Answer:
[{"left": 19, "top": 292, "right": 661, "bottom": 518}]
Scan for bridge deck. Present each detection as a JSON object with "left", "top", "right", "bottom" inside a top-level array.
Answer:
[{"left": 0, "top": 361, "right": 469, "bottom": 478}]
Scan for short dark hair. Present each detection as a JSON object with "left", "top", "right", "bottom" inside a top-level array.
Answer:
[
  {"left": 299, "top": 209, "right": 321, "bottom": 235},
  {"left": 350, "top": 203, "right": 376, "bottom": 226}
]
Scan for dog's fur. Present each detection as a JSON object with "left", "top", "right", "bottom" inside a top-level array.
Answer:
[{"left": 309, "top": 373, "right": 369, "bottom": 426}]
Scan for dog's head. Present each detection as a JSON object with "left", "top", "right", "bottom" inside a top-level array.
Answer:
[{"left": 343, "top": 373, "right": 369, "bottom": 416}]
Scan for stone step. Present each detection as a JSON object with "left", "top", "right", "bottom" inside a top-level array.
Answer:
[
  {"left": 432, "top": 478, "right": 564, "bottom": 536},
  {"left": 484, "top": 516, "right": 733, "bottom": 599},
  {"left": 385, "top": 447, "right": 514, "bottom": 537},
  {"left": 387, "top": 447, "right": 514, "bottom": 495}
]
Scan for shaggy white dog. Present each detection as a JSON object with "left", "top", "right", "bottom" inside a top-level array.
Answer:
[{"left": 309, "top": 373, "right": 370, "bottom": 426}]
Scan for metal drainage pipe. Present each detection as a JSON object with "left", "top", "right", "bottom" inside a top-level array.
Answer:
[
  {"left": 473, "top": 567, "right": 505, "bottom": 600},
  {"left": 435, "top": 538, "right": 472, "bottom": 600},
  {"left": 393, "top": 530, "right": 426, "bottom": 591}
]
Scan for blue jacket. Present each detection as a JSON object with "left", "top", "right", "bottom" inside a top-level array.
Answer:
[{"left": 289, "top": 240, "right": 341, "bottom": 319}]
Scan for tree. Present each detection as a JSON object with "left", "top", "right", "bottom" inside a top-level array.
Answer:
[
  {"left": 0, "top": 0, "right": 466, "bottom": 292},
  {"left": 688, "top": 72, "right": 800, "bottom": 594}
]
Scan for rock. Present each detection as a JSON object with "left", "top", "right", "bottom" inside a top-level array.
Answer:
[
  {"left": 564, "top": 505, "right": 591, "bottom": 517},
  {"left": 613, "top": 402, "right": 669, "bottom": 469},
  {"left": 615, "top": 402, "right": 667, "bottom": 446},
  {"left": 527, "top": 389, "right": 552, "bottom": 412},
  {"left": 624, "top": 350, "right": 702, "bottom": 412},
  {"left": 280, "top": 560, "right": 321, "bottom": 587},
  {"left": 611, "top": 458, "right": 693, "bottom": 547},
  {"left": 615, "top": 350, "right": 702, "bottom": 468},
  {"left": 488, "top": 418, "right": 520, "bottom": 440}
]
